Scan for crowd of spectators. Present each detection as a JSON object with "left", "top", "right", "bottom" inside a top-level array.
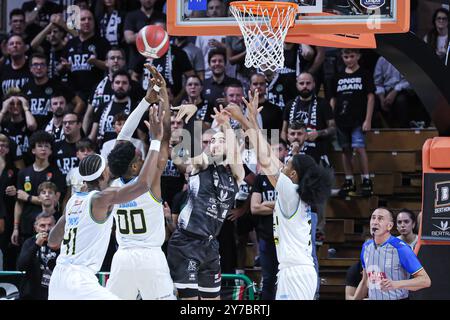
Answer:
[{"left": 0, "top": 0, "right": 446, "bottom": 299}]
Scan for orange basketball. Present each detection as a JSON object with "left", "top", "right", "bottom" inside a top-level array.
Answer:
[{"left": 135, "top": 25, "right": 170, "bottom": 59}]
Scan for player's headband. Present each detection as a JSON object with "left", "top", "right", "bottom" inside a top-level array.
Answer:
[{"left": 81, "top": 155, "right": 107, "bottom": 182}]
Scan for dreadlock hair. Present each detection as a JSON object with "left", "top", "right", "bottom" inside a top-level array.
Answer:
[
  {"left": 291, "top": 154, "right": 334, "bottom": 207},
  {"left": 107, "top": 141, "right": 136, "bottom": 178},
  {"left": 79, "top": 154, "right": 104, "bottom": 189}
]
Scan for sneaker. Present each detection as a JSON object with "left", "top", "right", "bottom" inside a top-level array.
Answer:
[
  {"left": 338, "top": 179, "right": 356, "bottom": 197},
  {"left": 361, "top": 178, "right": 373, "bottom": 197}
]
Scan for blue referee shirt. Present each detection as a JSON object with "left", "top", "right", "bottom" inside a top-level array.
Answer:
[{"left": 361, "top": 236, "right": 423, "bottom": 300}]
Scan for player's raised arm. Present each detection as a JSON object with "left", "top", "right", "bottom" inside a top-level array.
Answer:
[
  {"left": 116, "top": 64, "right": 164, "bottom": 143},
  {"left": 91, "top": 106, "right": 165, "bottom": 219},
  {"left": 226, "top": 90, "right": 283, "bottom": 187},
  {"left": 211, "top": 105, "right": 245, "bottom": 185}
]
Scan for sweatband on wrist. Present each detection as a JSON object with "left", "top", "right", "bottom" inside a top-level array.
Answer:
[
  {"left": 150, "top": 140, "right": 161, "bottom": 152},
  {"left": 153, "top": 85, "right": 161, "bottom": 93}
]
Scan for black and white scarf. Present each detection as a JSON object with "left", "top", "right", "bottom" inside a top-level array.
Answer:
[
  {"left": 100, "top": 10, "right": 121, "bottom": 45},
  {"left": 98, "top": 97, "right": 131, "bottom": 138}
]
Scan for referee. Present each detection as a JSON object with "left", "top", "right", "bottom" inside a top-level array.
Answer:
[{"left": 353, "top": 208, "right": 431, "bottom": 300}]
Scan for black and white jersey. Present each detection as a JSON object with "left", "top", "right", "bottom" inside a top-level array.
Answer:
[
  {"left": 22, "top": 79, "right": 75, "bottom": 130},
  {"left": 178, "top": 164, "right": 238, "bottom": 238},
  {"left": 0, "top": 61, "right": 32, "bottom": 98},
  {"left": 44, "top": 119, "right": 64, "bottom": 143},
  {"left": 63, "top": 35, "right": 110, "bottom": 98},
  {"left": 93, "top": 99, "right": 133, "bottom": 146},
  {"left": 1, "top": 120, "right": 33, "bottom": 165},
  {"left": 53, "top": 140, "right": 79, "bottom": 177}
]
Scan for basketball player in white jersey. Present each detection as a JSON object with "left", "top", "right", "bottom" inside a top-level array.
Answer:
[
  {"left": 226, "top": 90, "right": 333, "bottom": 300},
  {"left": 105, "top": 67, "right": 176, "bottom": 300},
  {"left": 47, "top": 67, "right": 165, "bottom": 300}
]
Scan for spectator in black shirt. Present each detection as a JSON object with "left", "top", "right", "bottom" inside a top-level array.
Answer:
[
  {"left": 83, "top": 47, "right": 144, "bottom": 134},
  {"left": 60, "top": 9, "right": 111, "bottom": 103},
  {"left": 44, "top": 95, "right": 67, "bottom": 143},
  {"left": 0, "top": 35, "right": 33, "bottom": 99},
  {"left": 54, "top": 113, "right": 82, "bottom": 178},
  {"left": 89, "top": 70, "right": 137, "bottom": 148},
  {"left": 0, "top": 134, "right": 19, "bottom": 270},
  {"left": 22, "top": 53, "right": 84, "bottom": 130},
  {"left": 17, "top": 212, "right": 59, "bottom": 300},
  {"left": 330, "top": 49, "right": 375, "bottom": 198},
  {"left": 4, "top": 9, "right": 31, "bottom": 46},
  {"left": 22, "top": 0, "right": 63, "bottom": 41},
  {"left": 202, "top": 47, "right": 239, "bottom": 109},
  {"left": 282, "top": 72, "right": 335, "bottom": 166},
  {"left": 123, "top": 0, "right": 166, "bottom": 69},
  {"left": 263, "top": 69, "right": 298, "bottom": 111},
  {"left": 95, "top": 0, "right": 126, "bottom": 47},
  {"left": 0, "top": 91, "right": 38, "bottom": 166},
  {"left": 30, "top": 14, "right": 75, "bottom": 81},
  {"left": 424, "top": 8, "right": 449, "bottom": 61},
  {"left": 180, "top": 75, "right": 213, "bottom": 128},
  {"left": 249, "top": 73, "right": 283, "bottom": 138},
  {"left": 11, "top": 131, "right": 66, "bottom": 247}
]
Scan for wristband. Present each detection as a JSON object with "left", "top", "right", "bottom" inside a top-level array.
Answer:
[
  {"left": 153, "top": 84, "right": 161, "bottom": 93},
  {"left": 27, "top": 195, "right": 32, "bottom": 203},
  {"left": 150, "top": 140, "right": 161, "bottom": 152}
]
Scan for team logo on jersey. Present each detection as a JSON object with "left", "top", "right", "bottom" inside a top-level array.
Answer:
[
  {"left": 88, "top": 45, "right": 96, "bottom": 54},
  {"left": 7, "top": 170, "right": 13, "bottom": 178},
  {"left": 276, "top": 84, "right": 283, "bottom": 92},
  {"left": 45, "top": 87, "right": 53, "bottom": 96},
  {"left": 46, "top": 172, "right": 53, "bottom": 180},
  {"left": 187, "top": 260, "right": 198, "bottom": 272},
  {"left": 218, "top": 190, "right": 231, "bottom": 203},
  {"left": 360, "top": 0, "right": 385, "bottom": 10}
]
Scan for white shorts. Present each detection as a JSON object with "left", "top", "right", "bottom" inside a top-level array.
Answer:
[
  {"left": 107, "top": 247, "right": 176, "bottom": 300},
  {"left": 276, "top": 265, "right": 317, "bottom": 300},
  {"left": 49, "top": 264, "right": 120, "bottom": 300}
]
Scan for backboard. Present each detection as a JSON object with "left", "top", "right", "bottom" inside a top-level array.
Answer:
[{"left": 167, "top": 0, "right": 410, "bottom": 47}]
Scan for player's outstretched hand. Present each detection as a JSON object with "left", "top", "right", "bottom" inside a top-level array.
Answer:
[
  {"left": 172, "top": 104, "right": 197, "bottom": 124},
  {"left": 144, "top": 64, "right": 165, "bottom": 104},
  {"left": 144, "top": 63, "right": 166, "bottom": 87},
  {"left": 242, "top": 89, "right": 262, "bottom": 127},
  {"left": 211, "top": 105, "right": 231, "bottom": 127},
  {"left": 145, "top": 106, "right": 165, "bottom": 141},
  {"left": 224, "top": 103, "right": 246, "bottom": 125}
]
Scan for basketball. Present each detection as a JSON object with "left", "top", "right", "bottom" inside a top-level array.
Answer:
[{"left": 135, "top": 25, "right": 170, "bottom": 59}]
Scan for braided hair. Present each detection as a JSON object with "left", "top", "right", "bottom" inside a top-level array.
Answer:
[
  {"left": 291, "top": 154, "right": 334, "bottom": 207},
  {"left": 79, "top": 154, "right": 104, "bottom": 188}
]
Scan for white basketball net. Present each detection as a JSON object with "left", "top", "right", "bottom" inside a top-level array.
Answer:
[{"left": 229, "top": 2, "right": 297, "bottom": 72}]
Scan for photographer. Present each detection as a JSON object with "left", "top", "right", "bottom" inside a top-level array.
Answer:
[{"left": 16, "top": 212, "right": 59, "bottom": 300}]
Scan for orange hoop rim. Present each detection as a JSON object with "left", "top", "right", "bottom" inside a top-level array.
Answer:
[{"left": 230, "top": 1, "right": 298, "bottom": 17}]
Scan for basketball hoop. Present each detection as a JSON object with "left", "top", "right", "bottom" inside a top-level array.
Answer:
[{"left": 229, "top": 1, "right": 298, "bottom": 72}]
